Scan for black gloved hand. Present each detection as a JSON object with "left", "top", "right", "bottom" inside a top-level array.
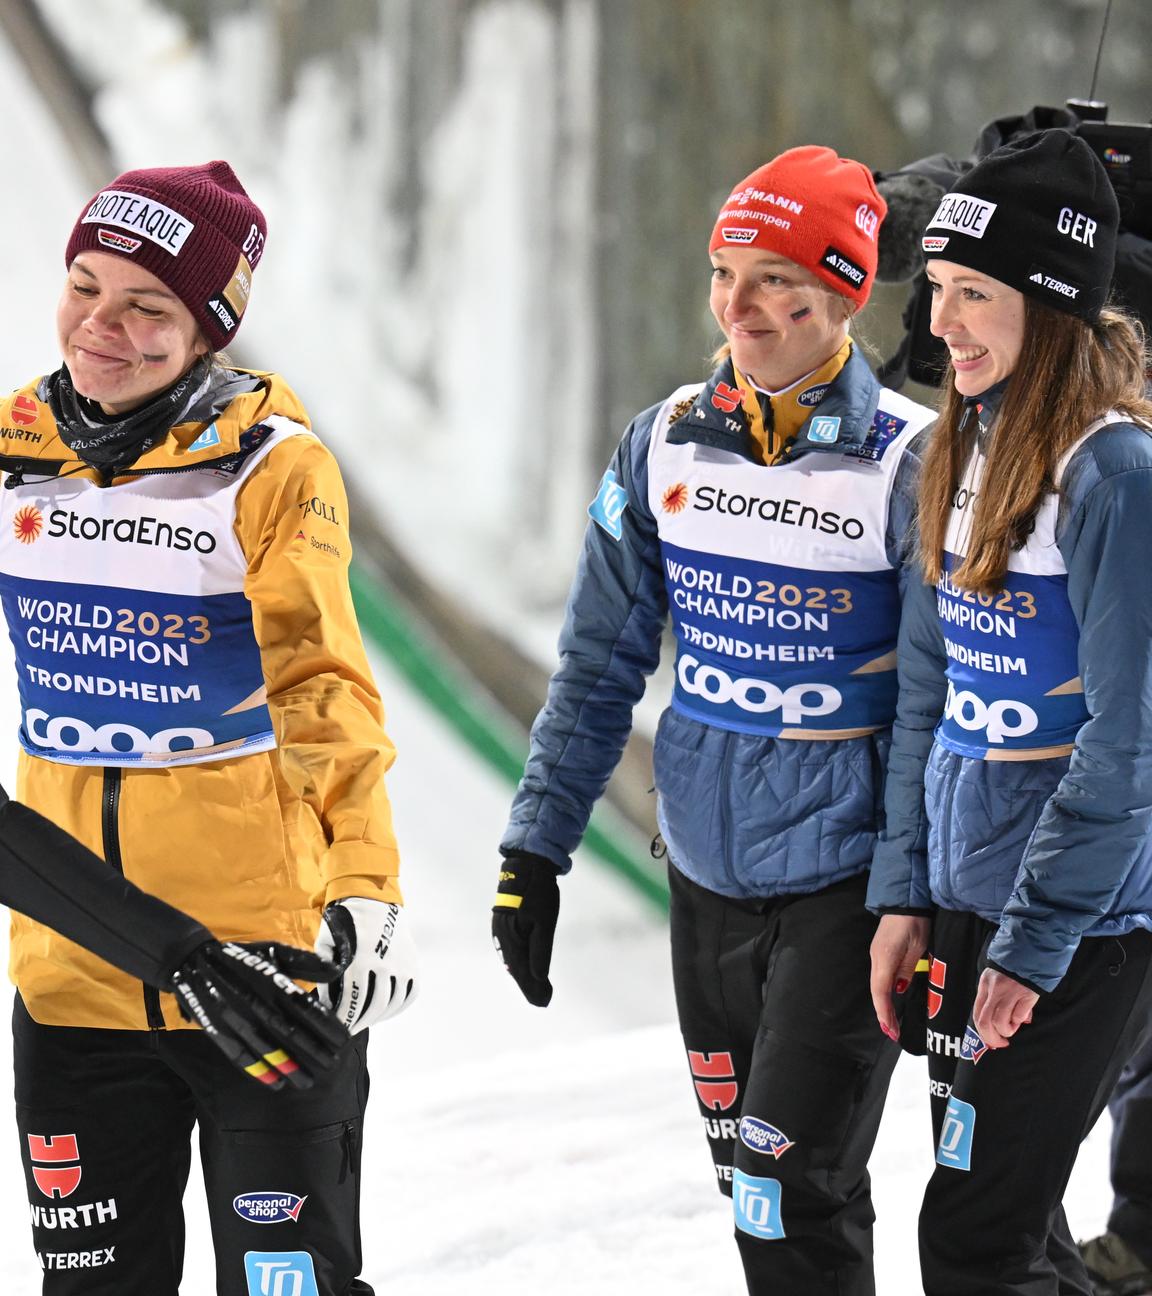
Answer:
[
  {"left": 170, "top": 940, "right": 352, "bottom": 1090},
  {"left": 492, "top": 851, "right": 560, "bottom": 1007},
  {"left": 0, "top": 788, "right": 351, "bottom": 1091}
]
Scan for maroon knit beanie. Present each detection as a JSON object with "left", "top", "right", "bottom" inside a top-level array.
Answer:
[{"left": 64, "top": 161, "right": 267, "bottom": 351}]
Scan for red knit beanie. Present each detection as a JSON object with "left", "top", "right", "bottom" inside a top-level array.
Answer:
[
  {"left": 65, "top": 161, "right": 267, "bottom": 351},
  {"left": 709, "top": 146, "right": 887, "bottom": 307}
]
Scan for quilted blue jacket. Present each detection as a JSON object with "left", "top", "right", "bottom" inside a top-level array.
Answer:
[
  {"left": 867, "top": 415, "right": 1152, "bottom": 991},
  {"left": 502, "top": 348, "right": 927, "bottom": 899}
]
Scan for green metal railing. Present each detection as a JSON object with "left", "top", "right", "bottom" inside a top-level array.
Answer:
[{"left": 349, "top": 563, "right": 669, "bottom": 911}]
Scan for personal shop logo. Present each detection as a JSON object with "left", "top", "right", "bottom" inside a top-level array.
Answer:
[{"left": 233, "top": 1192, "right": 308, "bottom": 1224}]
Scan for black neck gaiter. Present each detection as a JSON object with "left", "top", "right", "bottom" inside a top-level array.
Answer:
[{"left": 46, "top": 359, "right": 216, "bottom": 476}]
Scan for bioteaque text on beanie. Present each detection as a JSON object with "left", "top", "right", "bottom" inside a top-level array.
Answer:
[
  {"left": 921, "top": 129, "right": 1119, "bottom": 321},
  {"left": 65, "top": 161, "right": 267, "bottom": 352},
  {"left": 709, "top": 146, "right": 887, "bottom": 308}
]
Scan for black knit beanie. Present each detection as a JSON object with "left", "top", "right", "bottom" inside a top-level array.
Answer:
[{"left": 920, "top": 129, "right": 1118, "bottom": 321}]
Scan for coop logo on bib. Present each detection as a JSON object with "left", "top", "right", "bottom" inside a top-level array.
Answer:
[
  {"left": 942, "top": 681, "right": 1038, "bottom": 745},
  {"left": 678, "top": 655, "right": 840, "bottom": 722}
]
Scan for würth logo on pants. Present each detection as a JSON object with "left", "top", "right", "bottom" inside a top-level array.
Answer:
[
  {"left": 688, "top": 1051, "right": 739, "bottom": 1111},
  {"left": 28, "top": 1134, "right": 82, "bottom": 1199}
]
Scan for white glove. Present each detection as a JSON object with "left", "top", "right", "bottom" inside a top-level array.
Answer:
[{"left": 313, "top": 898, "right": 419, "bottom": 1034}]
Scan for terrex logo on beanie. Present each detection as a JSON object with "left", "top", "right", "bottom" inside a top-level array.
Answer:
[
  {"left": 65, "top": 161, "right": 267, "bottom": 351},
  {"left": 921, "top": 129, "right": 1119, "bottom": 321},
  {"left": 709, "top": 146, "right": 886, "bottom": 307}
]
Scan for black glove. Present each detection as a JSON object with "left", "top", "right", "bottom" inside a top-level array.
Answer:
[
  {"left": 492, "top": 851, "right": 560, "bottom": 1007},
  {"left": 0, "top": 789, "right": 351, "bottom": 1088},
  {"left": 170, "top": 940, "right": 351, "bottom": 1090},
  {"left": 893, "top": 955, "right": 932, "bottom": 1057}
]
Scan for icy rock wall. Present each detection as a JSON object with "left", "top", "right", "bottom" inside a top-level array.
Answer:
[{"left": 32, "top": 0, "right": 1152, "bottom": 629}]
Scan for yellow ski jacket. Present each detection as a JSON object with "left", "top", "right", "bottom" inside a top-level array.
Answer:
[{"left": 0, "top": 370, "right": 401, "bottom": 1029}]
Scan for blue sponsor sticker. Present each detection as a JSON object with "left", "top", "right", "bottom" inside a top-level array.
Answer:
[
  {"left": 233, "top": 1192, "right": 307, "bottom": 1224},
  {"left": 588, "top": 468, "right": 628, "bottom": 540},
  {"left": 733, "top": 1169, "right": 785, "bottom": 1239},
  {"left": 738, "top": 1116, "right": 794, "bottom": 1159},
  {"left": 244, "top": 1251, "right": 319, "bottom": 1296},
  {"left": 960, "top": 1025, "right": 988, "bottom": 1065},
  {"left": 807, "top": 415, "right": 840, "bottom": 443},
  {"left": 936, "top": 1097, "right": 976, "bottom": 1171},
  {"left": 796, "top": 383, "right": 829, "bottom": 408},
  {"left": 188, "top": 423, "right": 221, "bottom": 453}
]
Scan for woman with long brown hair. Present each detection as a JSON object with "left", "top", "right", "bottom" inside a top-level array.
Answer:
[{"left": 868, "top": 129, "right": 1152, "bottom": 1295}]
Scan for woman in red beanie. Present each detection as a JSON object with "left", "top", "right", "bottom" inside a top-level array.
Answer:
[
  {"left": 0, "top": 161, "right": 418, "bottom": 1295},
  {"left": 492, "top": 146, "right": 935, "bottom": 1295}
]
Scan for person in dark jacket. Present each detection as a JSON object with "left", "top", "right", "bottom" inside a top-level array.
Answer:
[
  {"left": 492, "top": 146, "right": 935, "bottom": 1296},
  {"left": 1079, "top": 1032, "right": 1152, "bottom": 1295},
  {"left": 868, "top": 129, "right": 1152, "bottom": 1296}
]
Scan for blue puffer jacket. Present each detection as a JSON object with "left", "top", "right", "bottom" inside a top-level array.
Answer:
[
  {"left": 502, "top": 347, "right": 930, "bottom": 900},
  {"left": 868, "top": 412, "right": 1152, "bottom": 991}
]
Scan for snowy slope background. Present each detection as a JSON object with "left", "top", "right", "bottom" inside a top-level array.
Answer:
[{"left": 0, "top": 10, "right": 1115, "bottom": 1294}]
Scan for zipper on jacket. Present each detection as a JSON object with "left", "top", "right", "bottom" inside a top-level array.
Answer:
[{"left": 101, "top": 768, "right": 166, "bottom": 1029}]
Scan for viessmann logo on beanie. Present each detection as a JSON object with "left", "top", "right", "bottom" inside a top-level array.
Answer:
[
  {"left": 921, "top": 129, "right": 1119, "bottom": 321},
  {"left": 709, "top": 146, "right": 887, "bottom": 307},
  {"left": 65, "top": 160, "right": 267, "bottom": 351}
]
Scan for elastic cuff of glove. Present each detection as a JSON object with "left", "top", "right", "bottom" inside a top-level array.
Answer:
[
  {"left": 500, "top": 849, "right": 561, "bottom": 873},
  {"left": 322, "top": 875, "right": 404, "bottom": 909},
  {"left": 161, "top": 931, "right": 216, "bottom": 991}
]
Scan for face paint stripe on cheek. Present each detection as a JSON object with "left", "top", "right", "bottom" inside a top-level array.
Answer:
[
  {"left": 141, "top": 353, "right": 169, "bottom": 363},
  {"left": 790, "top": 307, "right": 813, "bottom": 322}
]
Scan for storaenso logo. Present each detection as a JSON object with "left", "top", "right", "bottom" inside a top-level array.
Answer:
[
  {"left": 26, "top": 711, "right": 213, "bottom": 756},
  {"left": 693, "top": 486, "right": 864, "bottom": 540},
  {"left": 678, "top": 655, "right": 841, "bottom": 722},
  {"left": 943, "top": 681, "right": 1038, "bottom": 744},
  {"left": 47, "top": 510, "right": 216, "bottom": 553}
]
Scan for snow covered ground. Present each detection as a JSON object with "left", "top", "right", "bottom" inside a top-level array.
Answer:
[
  {"left": 0, "top": 14, "right": 1115, "bottom": 1295},
  {"left": 0, "top": 634, "right": 1116, "bottom": 1295}
]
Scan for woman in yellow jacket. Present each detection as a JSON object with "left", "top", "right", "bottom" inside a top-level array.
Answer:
[{"left": 0, "top": 161, "right": 416, "bottom": 1296}]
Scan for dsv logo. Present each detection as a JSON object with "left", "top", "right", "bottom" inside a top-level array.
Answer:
[
  {"left": 943, "top": 681, "right": 1038, "bottom": 744},
  {"left": 677, "top": 655, "right": 840, "bottom": 721}
]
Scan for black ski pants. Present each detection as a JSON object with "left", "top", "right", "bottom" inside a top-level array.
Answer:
[
  {"left": 1107, "top": 1024, "right": 1152, "bottom": 1265},
  {"left": 920, "top": 908, "right": 1152, "bottom": 1296},
  {"left": 13, "top": 995, "right": 373, "bottom": 1296},
  {"left": 670, "top": 865, "right": 900, "bottom": 1296}
]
